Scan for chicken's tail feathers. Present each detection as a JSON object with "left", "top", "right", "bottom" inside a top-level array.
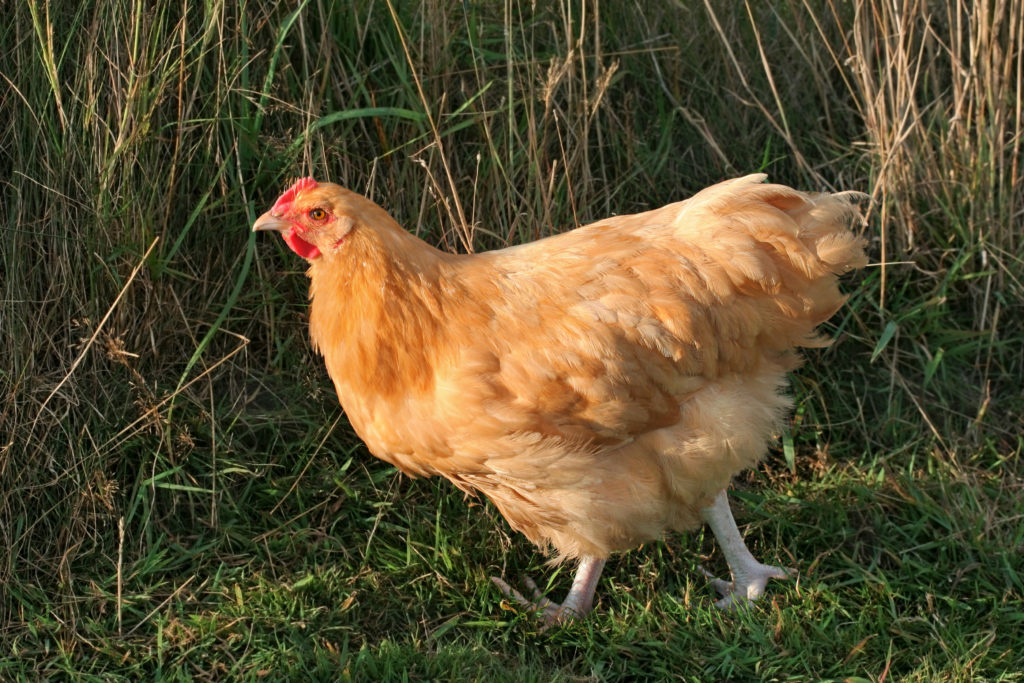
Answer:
[
  {"left": 790, "top": 189, "right": 870, "bottom": 278},
  {"left": 668, "top": 175, "right": 869, "bottom": 350},
  {"left": 676, "top": 174, "right": 870, "bottom": 279}
]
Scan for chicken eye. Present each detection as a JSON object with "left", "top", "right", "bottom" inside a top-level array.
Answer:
[{"left": 308, "top": 208, "right": 327, "bottom": 221}]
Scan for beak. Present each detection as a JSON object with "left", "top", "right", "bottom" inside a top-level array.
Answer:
[{"left": 253, "top": 211, "right": 289, "bottom": 232}]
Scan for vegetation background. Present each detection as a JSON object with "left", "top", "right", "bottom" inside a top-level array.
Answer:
[{"left": 2, "top": 0, "right": 1021, "bottom": 679}]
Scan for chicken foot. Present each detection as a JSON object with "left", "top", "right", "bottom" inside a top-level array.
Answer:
[
  {"left": 492, "top": 555, "right": 606, "bottom": 626},
  {"left": 698, "top": 489, "right": 794, "bottom": 609}
]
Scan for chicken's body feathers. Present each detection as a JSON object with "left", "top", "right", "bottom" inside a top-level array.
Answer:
[{"left": 287, "top": 174, "right": 866, "bottom": 562}]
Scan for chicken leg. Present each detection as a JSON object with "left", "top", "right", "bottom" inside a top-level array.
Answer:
[
  {"left": 699, "top": 489, "right": 794, "bottom": 609},
  {"left": 492, "top": 555, "right": 606, "bottom": 626}
]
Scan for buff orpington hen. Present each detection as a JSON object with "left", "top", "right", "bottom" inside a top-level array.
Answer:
[{"left": 253, "top": 173, "right": 867, "bottom": 625}]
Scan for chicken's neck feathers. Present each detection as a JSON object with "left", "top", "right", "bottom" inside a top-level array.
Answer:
[{"left": 306, "top": 216, "right": 461, "bottom": 416}]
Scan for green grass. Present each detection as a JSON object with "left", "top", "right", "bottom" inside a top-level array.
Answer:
[{"left": 2, "top": 0, "right": 1022, "bottom": 680}]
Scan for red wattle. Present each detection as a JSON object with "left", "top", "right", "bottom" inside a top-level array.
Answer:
[{"left": 283, "top": 227, "right": 321, "bottom": 259}]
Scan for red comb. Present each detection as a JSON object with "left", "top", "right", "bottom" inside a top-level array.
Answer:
[{"left": 272, "top": 177, "right": 319, "bottom": 213}]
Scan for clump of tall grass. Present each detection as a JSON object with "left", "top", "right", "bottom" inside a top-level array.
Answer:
[
  {"left": 818, "top": 0, "right": 1022, "bottom": 456},
  {"left": 1, "top": 0, "right": 1020, "bottom": 676}
]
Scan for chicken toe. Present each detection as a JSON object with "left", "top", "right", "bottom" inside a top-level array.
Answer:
[
  {"left": 492, "top": 555, "right": 606, "bottom": 626},
  {"left": 698, "top": 561, "right": 793, "bottom": 609},
  {"left": 699, "top": 489, "right": 794, "bottom": 609}
]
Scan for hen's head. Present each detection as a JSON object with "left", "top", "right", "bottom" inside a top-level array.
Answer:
[{"left": 253, "top": 177, "right": 359, "bottom": 260}]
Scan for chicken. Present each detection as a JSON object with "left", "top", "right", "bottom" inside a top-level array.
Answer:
[{"left": 253, "top": 173, "right": 867, "bottom": 624}]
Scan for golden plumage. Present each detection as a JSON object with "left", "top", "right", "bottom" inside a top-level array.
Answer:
[{"left": 255, "top": 173, "right": 867, "bottom": 618}]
